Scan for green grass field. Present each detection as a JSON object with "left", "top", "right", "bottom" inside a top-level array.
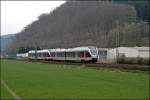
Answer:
[{"left": 1, "top": 59, "right": 149, "bottom": 99}]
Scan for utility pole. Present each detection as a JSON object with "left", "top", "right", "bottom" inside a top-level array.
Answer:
[
  {"left": 116, "top": 20, "right": 119, "bottom": 63},
  {"left": 34, "top": 43, "right": 37, "bottom": 60}
]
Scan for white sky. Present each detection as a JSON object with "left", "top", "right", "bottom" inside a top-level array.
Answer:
[{"left": 1, "top": 1, "right": 66, "bottom": 36}]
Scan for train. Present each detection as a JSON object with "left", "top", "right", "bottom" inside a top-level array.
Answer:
[
  {"left": 18, "top": 46, "right": 98, "bottom": 63},
  {"left": 28, "top": 49, "right": 51, "bottom": 60}
]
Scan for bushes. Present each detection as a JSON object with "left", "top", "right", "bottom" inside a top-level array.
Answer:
[{"left": 118, "top": 56, "right": 150, "bottom": 65}]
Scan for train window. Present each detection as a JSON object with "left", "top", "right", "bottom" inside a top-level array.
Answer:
[
  {"left": 37, "top": 53, "right": 39, "bottom": 57},
  {"left": 31, "top": 53, "right": 35, "bottom": 57},
  {"left": 57, "top": 52, "right": 59, "bottom": 57},
  {"left": 77, "top": 51, "right": 84, "bottom": 57},
  {"left": 66, "top": 52, "right": 69, "bottom": 57},
  {"left": 57, "top": 52, "right": 60, "bottom": 57},
  {"left": 43, "top": 53, "right": 46, "bottom": 57},
  {"left": 71, "top": 52, "right": 75, "bottom": 57},
  {"left": 60, "top": 53, "right": 62, "bottom": 57},
  {"left": 29, "top": 53, "right": 31, "bottom": 57},
  {"left": 38, "top": 53, "right": 41, "bottom": 57},
  {"left": 29, "top": 53, "right": 32, "bottom": 57},
  {"left": 39, "top": 53, "right": 41, "bottom": 57},
  {"left": 38, "top": 53, "right": 40, "bottom": 57},
  {"left": 31, "top": 53, "right": 33, "bottom": 57},
  {"left": 51, "top": 52, "right": 55, "bottom": 57},
  {"left": 47, "top": 53, "right": 50, "bottom": 57},
  {"left": 41, "top": 53, "right": 44, "bottom": 57},
  {"left": 33, "top": 53, "right": 35, "bottom": 57},
  {"left": 56, "top": 52, "right": 65, "bottom": 57},
  {"left": 42, "top": 53, "right": 44, "bottom": 57},
  {"left": 34, "top": 53, "right": 36, "bottom": 57},
  {"left": 45, "top": 53, "right": 47, "bottom": 57},
  {"left": 61, "top": 52, "right": 65, "bottom": 57},
  {"left": 72, "top": 52, "right": 75, "bottom": 57},
  {"left": 41, "top": 53, "right": 43, "bottom": 57},
  {"left": 90, "top": 49, "right": 97, "bottom": 55},
  {"left": 66, "top": 52, "right": 75, "bottom": 57},
  {"left": 44, "top": 53, "right": 46, "bottom": 57},
  {"left": 37, "top": 53, "right": 40, "bottom": 57}
]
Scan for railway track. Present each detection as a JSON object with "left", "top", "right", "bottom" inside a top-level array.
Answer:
[{"left": 27, "top": 59, "right": 150, "bottom": 72}]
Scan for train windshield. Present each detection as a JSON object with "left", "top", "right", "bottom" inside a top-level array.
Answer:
[{"left": 89, "top": 47, "right": 97, "bottom": 55}]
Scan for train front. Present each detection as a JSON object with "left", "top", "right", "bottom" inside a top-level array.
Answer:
[{"left": 88, "top": 47, "right": 98, "bottom": 62}]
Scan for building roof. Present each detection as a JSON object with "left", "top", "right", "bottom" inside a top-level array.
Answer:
[
  {"left": 133, "top": 47, "right": 149, "bottom": 51},
  {"left": 113, "top": 47, "right": 149, "bottom": 51}
]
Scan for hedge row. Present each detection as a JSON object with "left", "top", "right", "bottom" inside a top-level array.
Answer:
[{"left": 117, "top": 57, "right": 150, "bottom": 65}]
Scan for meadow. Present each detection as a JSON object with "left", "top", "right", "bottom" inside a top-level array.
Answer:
[{"left": 1, "top": 59, "right": 149, "bottom": 99}]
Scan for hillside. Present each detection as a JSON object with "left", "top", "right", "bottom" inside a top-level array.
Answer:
[
  {"left": 111, "top": 0, "right": 150, "bottom": 22},
  {"left": 7, "top": 1, "right": 150, "bottom": 54}
]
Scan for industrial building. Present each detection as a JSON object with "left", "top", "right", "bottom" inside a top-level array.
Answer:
[{"left": 98, "top": 47, "right": 149, "bottom": 63}]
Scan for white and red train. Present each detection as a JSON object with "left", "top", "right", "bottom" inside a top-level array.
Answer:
[{"left": 18, "top": 46, "right": 98, "bottom": 63}]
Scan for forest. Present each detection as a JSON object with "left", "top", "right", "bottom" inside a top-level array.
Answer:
[{"left": 3, "top": 0, "right": 150, "bottom": 55}]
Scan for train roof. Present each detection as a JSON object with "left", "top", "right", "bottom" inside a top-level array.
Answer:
[
  {"left": 37, "top": 49, "right": 50, "bottom": 53},
  {"left": 67, "top": 47, "right": 89, "bottom": 51},
  {"left": 50, "top": 48, "right": 66, "bottom": 52},
  {"left": 28, "top": 46, "right": 97, "bottom": 53},
  {"left": 50, "top": 46, "right": 97, "bottom": 52},
  {"left": 28, "top": 49, "right": 50, "bottom": 53}
]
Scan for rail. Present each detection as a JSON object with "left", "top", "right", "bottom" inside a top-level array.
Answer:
[{"left": 26, "top": 59, "right": 150, "bottom": 72}]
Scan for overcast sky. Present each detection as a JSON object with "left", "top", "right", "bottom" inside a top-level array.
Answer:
[{"left": 1, "top": 1, "right": 66, "bottom": 36}]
